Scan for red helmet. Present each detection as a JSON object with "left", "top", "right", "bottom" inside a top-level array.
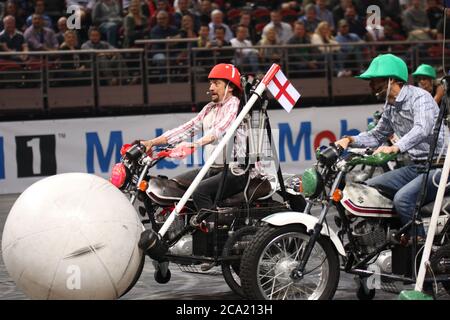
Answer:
[{"left": 208, "top": 63, "right": 242, "bottom": 91}]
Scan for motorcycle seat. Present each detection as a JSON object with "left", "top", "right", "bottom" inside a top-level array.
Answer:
[
  {"left": 171, "top": 172, "right": 194, "bottom": 189},
  {"left": 147, "top": 177, "right": 193, "bottom": 203},
  {"left": 420, "top": 195, "right": 450, "bottom": 217},
  {"left": 219, "top": 178, "right": 273, "bottom": 207}
]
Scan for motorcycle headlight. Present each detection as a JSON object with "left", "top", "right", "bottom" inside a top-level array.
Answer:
[
  {"left": 301, "top": 168, "right": 322, "bottom": 199},
  {"left": 110, "top": 163, "right": 128, "bottom": 189},
  {"left": 125, "top": 143, "right": 146, "bottom": 161},
  {"left": 318, "top": 145, "right": 341, "bottom": 167}
]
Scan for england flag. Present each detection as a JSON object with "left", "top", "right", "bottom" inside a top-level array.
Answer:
[{"left": 262, "top": 64, "right": 301, "bottom": 113}]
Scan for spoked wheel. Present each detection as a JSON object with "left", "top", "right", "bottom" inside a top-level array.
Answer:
[
  {"left": 221, "top": 226, "right": 259, "bottom": 298},
  {"left": 240, "top": 224, "right": 340, "bottom": 300}
]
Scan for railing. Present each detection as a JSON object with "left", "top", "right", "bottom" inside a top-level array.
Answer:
[{"left": 0, "top": 39, "right": 447, "bottom": 116}]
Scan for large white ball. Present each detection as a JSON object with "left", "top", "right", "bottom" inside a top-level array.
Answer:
[{"left": 1, "top": 173, "right": 144, "bottom": 300}]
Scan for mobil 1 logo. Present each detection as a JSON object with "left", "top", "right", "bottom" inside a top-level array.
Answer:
[{"left": 16, "top": 135, "right": 57, "bottom": 177}]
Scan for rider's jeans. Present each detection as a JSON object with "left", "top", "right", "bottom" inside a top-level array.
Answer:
[
  {"left": 366, "top": 165, "right": 448, "bottom": 238},
  {"left": 181, "top": 167, "right": 249, "bottom": 212}
]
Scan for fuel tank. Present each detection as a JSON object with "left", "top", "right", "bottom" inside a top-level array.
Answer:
[{"left": 341, "top": 183, "right": 396, "bottom": 218}]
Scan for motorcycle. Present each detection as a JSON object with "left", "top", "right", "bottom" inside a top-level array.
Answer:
[
  {"left": 109, "top": 75, "right": 306, "bottom": 297},
  {"left": 239, "top": 144, "right": 450, "bottom": 300}
]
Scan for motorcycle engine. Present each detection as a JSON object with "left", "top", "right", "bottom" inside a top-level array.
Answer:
[
  {"left": 154, "top": 208, "right": 187, "bottom": 240},
  {"left": 169, "top": 235, "right": 193, "bottom": 256},
  {"left": 352, "top": 220, "right": 386, "bottom": 255}
]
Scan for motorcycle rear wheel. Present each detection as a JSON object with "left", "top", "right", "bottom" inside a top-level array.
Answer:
[{"left": 240, "top": 224, "right": 340, "bottom": 300}]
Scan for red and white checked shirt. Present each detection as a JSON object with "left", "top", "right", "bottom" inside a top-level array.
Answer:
[{"left": 162, "top": 96, "right": 265, "bottom": 178}]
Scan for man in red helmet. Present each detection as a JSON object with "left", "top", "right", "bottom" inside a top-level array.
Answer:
[{"left": 141, "top": 63, "right": 258, "bottom": 213}]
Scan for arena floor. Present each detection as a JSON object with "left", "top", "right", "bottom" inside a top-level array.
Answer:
[{"left": 1, "top": 193, "right": 448, "bottom": 301}]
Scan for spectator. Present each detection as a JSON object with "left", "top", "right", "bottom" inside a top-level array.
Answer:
[
  {"left": 377, "top": 23, "right": 407, "bottom": 54},
  {"left": 25, "top": 0, "right": 53, "bottom": 29},
  {"left": 210, "top": 25, "right": 232, "bottom": 64},
  {"left": 262, "top": 10, "right": 293, "bottom": 45},
  {"left": 0, "top": 1, "right": 26, "bottom": 32},
  {"left": 208, "top": 9, "right": 233, "bottom": 42},
  {"left": 196, "top": 23, "right": 210, "bottom": 48},
  {"left": 426, "top": 0, "right": 444, "bottom": 31},
  {"left": 258, "top": 26, "right": 283, "bottom": 65},
  {"left": 332, "top": 0, "right": 353, "bottom": 25},
  {"left": 60, "top": 30, "right": 80, "bottom": 50},
  {"left": 436, "top": 9, "right": 450, "bottom": 41},
  {"left": 384, "top": 0, "right": 402, "bottom": 24},
  {"left": 150, "top": 10, "right": 179, "bottom": 67},
  {"left": 55, "top": 17, "right": 68, "bottom": 46},
  {"left": 24, "top": 14, "right": 58, "bottom": 51},
  {"left": 311, "top": 21, "right": 341, "bottom": 75},
  {"left": 311, "top": 21, "right": 339, "bottom": 54},
  {"left": 233, "top": 11, "right": 257, "bottom": 44},
  {"left": 0, "top": 15, "right": 28, "bottom": 61},
  {"left": 344, "top": 5, "right": 367, "bottom": 40},
  {"left": 287, "top": 21, "right": 320, "bottom": 73},
  {"left": 81, "top": 26, "right": 121, "bottom": 85},
  {"left": 58, "top": 30, "right": 87, "bottom": 86},
  {"left": 174, "top": 0, "right": 200, "bottom": 31},
  {"left": 123, "top": 0, "right": 150, "bottom": 48},
  {"left": 92, "top": 0, "right": 123, "bottom": 47},
  {"left": 315, "top": 0, "right": 335, "bottom": 32},
  {"left": 335, "top": 19, "right": 364, "bottom": 77},
  {"left": 197, "top": 0, "right": 212, "bottom": 25},
  {"left": 177, "top": 14, "right": 198, "bottom": 39},
  {"left": 230, "top": 25, "right": 259, "bottom": 74},
  {"left": 299, "top": 4, "right": 322, "bottom": 36},
  {"left": 402, "top": 0, "right": 431, "bottom": 40},
  {"left": 147, "top": 0, "right": 176, "bottom": 28},
  {"left": 81, "top": 26, "right": 114, "bottom": 49},
  {"left": 194, "top": 24, "right": 211, "bottom": 66}
]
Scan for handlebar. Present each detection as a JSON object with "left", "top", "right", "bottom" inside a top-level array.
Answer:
[{"left": 316, "top": 144, "right": 398, "bottom": 168}]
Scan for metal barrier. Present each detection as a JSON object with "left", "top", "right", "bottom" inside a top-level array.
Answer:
[{"left": 0, "top": 40, "right": 447, "bottom": 115}]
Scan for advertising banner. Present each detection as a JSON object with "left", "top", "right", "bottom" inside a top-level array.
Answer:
[{"left": 0, "top": 104, "right": 381, "bottom": 194}]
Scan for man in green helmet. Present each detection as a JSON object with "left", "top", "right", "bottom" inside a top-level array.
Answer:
[
  {"left": 335, "top": 53, "right": 449, "bottom": 241},
  {"left": 412, "top": 64, "right": 444, "bottom": 105}
]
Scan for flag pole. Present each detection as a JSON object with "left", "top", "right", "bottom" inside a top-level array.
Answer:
[{"left": 158, "top": 64, "right": 281, "bottom": 237}]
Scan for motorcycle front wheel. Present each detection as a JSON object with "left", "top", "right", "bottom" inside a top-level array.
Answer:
[{"left": 240, "top": 224, "right": 340, "bottom": 300}]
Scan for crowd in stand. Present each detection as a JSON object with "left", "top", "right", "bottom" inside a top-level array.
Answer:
[{"left": 0, "top": 0, "right": 449, "bottom": 81}]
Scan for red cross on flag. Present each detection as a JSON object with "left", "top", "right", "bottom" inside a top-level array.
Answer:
[{"left": 262, "top": 64, "right": 301, "bottom": 113}]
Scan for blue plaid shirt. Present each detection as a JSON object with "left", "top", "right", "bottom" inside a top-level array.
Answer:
[{"left": 353, "top": 85, "right": 448, "bottom": 161}]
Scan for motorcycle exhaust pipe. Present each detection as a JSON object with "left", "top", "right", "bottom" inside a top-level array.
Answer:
[{"left": 138, "top": 229, "right": 168, "bottom": 261}]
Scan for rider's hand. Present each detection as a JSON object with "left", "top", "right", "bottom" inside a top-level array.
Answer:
[
  {"left": 373, "top": 145, "right": 400, "bottom": 155},
  {"left": 140, "top": 140, "right": 153, "bottom": 153},
  {"left": 335, "top": 136, "right": 353, "bottom": 150},
  {"left": 170, "top": 142, "right": 195, "bottom": 159}
]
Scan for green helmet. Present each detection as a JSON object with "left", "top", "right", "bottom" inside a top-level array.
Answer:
[
  {"left": 357, "top": 54, "right": 408, "bottom": 82},
  {"left": 412, "top": 64, "right": 436, "bottom": 79}
]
